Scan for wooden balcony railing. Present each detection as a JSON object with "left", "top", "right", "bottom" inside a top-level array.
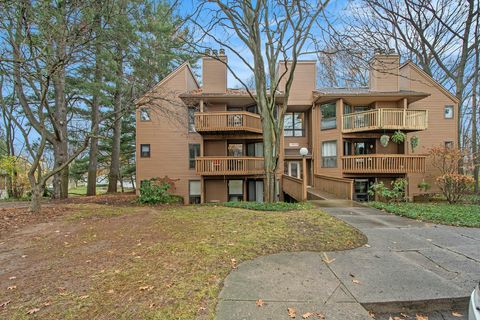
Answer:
[
  {"left": 342, "top": 155, "right": 426, "bottom": 174},
  {"left": 195, "top": 157, "right": 264, "bottom": 175},
  {"left": 342, "top": 108, "right": 428, "bottom": 133},
  {"left": 194, "top": 112, "right": 262, "bottom": 133}
]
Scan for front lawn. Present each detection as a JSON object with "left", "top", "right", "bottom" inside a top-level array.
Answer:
[
  {"left": 369, "top": 201, "right": 480, "bottom": 227},
  {"left": 0, "top": 202, "right": 366, "bottom": 319}
]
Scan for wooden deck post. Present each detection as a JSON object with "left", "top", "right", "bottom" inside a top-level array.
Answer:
[{"left": 302, "top": 156, "right": 307, "bottom": 201}]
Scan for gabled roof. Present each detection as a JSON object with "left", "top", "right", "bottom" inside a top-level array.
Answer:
[
  {"left": 179, "top": 88, "right": 284, "bottom": 98},
  {"left": 134, "top": 62, "right": 199, "bottom": 105},
  {"left": 399, "top": 61, "right": 459, "bottom": 104},
  {"left": 313, "top": 87, "right": 430, "bottom": 104}
]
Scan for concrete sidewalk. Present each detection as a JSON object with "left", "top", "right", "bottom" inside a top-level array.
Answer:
[{"left": 216, "top": 202, "right": 479, "bottom": 319}]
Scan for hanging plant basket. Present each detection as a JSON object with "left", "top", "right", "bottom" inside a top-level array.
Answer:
[
  {"left": 391, "top": 130, "right": 406, "bottom": 144},
  {"left": 380, "top": 135, "right": 390, "bottom": 147},
  {"left": 410, "top": 136, "right": 419, "bottom": 152}
]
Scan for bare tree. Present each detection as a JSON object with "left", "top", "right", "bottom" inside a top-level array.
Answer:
[
  {"left": 334, "top": 0, "right": 478, "bottom": 153},
  {"left": 188, "top": 0, "right": 329, "bottom": 202}
]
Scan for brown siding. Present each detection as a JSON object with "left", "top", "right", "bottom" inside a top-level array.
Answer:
[
  {"left": 400, "top": 63, "right": 458, "bottom": 197},
  {"left": 369, "top": 54, "right": 400, "bottom": 92},
  {"left": 204, "top": 140, "right": 226, "bottom": 156},
  {"left": 277, "top": 61, "right": 316, "bottom": 105},
  {"left": 202, "top": 56, "right": 227, "bottom": 93},
  {"left": 136, "top": 65, "right": 201, "bottom": 204}
]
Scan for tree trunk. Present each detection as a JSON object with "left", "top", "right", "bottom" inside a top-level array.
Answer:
[
  {"left": 52, "top": 2, "right": 69, "bottom": 199},
  {"left": 29, "top": 185, "right": 43, "bottom": 213},
  {"left": 86, "top": 11, "right": 102, "bottom": 196},
  {"left": 107, "top": 53, "right": 123, "bottom": 193},
  {"left": 262, "top": 118, "right": 278, "bottom": 202}
]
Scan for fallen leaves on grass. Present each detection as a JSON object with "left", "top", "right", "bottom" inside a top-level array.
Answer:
[
  {"left": 255, "top": 299, "right": 265, "bottom": 307},
  {"left": 416, "top": 314, "right": 428, "bottom": 320},
  {"left": 231, "top": 258, "right": 237, "bottom": 269},
  {"left": 79, "top": 295, "right": 89, "bottom": 300},
  {"left": 27, "top": 307, "right": 40, "bottom": 314},
  {"left": 287, "top": 307, "right": 296, "bottom": 318},
  {"left": 139, "top": 285, "right": 154, "bottom": 291},
  {"left": 7, "top": 285, "right": 16, "bottom": 290},
  {"left": 368, "top": 311, "right": 375, "bottom": 318},
  {"left": 452, "top": 311, "right": 463, "bottom": 317},
  {"left": 0, "top": 301, "right": 11, "bottom": 308},
  {"left": 8, "top": 276, "right": 16, "bottom": 280}
]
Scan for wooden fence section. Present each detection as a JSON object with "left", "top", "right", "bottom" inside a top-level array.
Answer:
[
  {"left": 194, "top": 112, "right": 262, "bottom": 133},
  {"left": 313, "top": 174, "right": 353, "bottom": 200},
  {"left": 282, "top": 174, "right": 306, "bottom": 201},
  {"left": 195, "top": 157, "right": 264, "bottom": 175},
  {"left": 342, "top": 155, "right": 426, "bottom": 174},
  {"left": 342, "top": 108, "right": 428, "bottom": 133}
]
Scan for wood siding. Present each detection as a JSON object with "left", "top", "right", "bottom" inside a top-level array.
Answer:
[{"left": 313, "top": 174, "right": 353, "bottom": 200}]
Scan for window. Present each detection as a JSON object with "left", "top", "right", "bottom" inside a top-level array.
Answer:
[
  {"left": 444, "top": 105, "right": 454, "bottom": 119},
  {"left": 189, "top": 180, "right": 201, "bottom": 204},
  {"left": 228, "top": 180, "right": 243, "bottom": 201},
  {"left": 284, "top": 112, "right": 305, "bottom": 137},
  {"left": 322, "top": 141, "right": 337, "bottom": 168},
  {"left": 140, "top": 144, "right": 150, "bottom": 158},
  {"left": 445, "top": 141, "right": 454, "bottom": 149},
  {"left": 140, "top": 108, "right": 151, "bottom": 121},
  {"left": 189, "top": 144, "right": 200, "bottom": 169},
  {"left": 321, "top": 102, "right": 336, "bottom": 130},
  {"left": 228, "top": 143, "right": 244, "bottom": 157},
  {"left": 188, "top": 107, "right": 197, "bottom": 132}
]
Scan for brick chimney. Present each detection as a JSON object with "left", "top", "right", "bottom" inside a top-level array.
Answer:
[
  {"left": 202, "top": 48, "right": 227, "bottom": 93},
  {"left": 369, "top": 49, "right": 400, "bottom": 92}
]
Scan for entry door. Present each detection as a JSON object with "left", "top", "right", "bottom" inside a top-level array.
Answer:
[
  {"left": 354, "top": 179, "right": 370, "bottom": 201},
  {"left": 247, "top": 180, "right": 264, "bottom": 202},
  {"left": 287, "top": 161, "right": 301, "bottom": 179},
  {"left": 246, "top": 142, "right": 263, "bottom": 157}
]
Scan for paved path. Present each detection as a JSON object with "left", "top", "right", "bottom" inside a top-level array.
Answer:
[{"left": 216, "top": 201, "right": 479, "bottom": 319}]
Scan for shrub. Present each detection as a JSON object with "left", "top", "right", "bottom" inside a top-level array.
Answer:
[
  {"left": 138, "top": 178, "right": 182, "bottom": 204},
  {"left": 368, "top": 178, "right": 408, "bottom": 203},
  {"left": 215, "top": 201, "right": 313, "bottom": 211},
  {"left": 428, "top": 145, "right": 467, "bottom": 174},
  {"left": 410, "top": 136, "right": 419, "bottom": 152},
  {"left": 417, "top": 180, "right": 431, "bottom": 192},
  {"left": 436, "top": 173, "right": 474, "bottom": 204}
]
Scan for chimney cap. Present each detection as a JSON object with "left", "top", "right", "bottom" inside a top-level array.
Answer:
[
  {"left": 204, "top": 48, "right": 211, "bottom": 55},
  {"left": 219, "top": 48, "right": 225, "bottom": 55},
  {"left": 212, "top": 49, "right": 218, "bottom": 55}
]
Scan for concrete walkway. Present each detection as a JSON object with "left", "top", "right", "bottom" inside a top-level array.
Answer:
[{"left": 216, "top": 201, "right": 479, "bottom": 319}]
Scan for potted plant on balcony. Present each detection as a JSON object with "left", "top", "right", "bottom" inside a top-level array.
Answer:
[
  {"left": 410, "top": 135, "right": 419, "bottom": 152},
  {"left": 380, "top": 134, "right": 390, "bottom": 147},
  {"left": 391, "top": 130, "right": 406, "bottom": 144}
]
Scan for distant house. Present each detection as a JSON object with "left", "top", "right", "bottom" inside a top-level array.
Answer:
[
  {"left": 135, "top": 50, "right": 458, "bottom": 203},
  {"left": 0, "top": 170, "right": 8, "bottom": 199}
]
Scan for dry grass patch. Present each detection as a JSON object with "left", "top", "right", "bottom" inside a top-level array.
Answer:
[{"left": 0, "top": 204, "right": 366, "bottom": 320}]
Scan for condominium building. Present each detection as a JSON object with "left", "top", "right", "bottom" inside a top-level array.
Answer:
[{"left": 135, "top": 50, "right": 458, "bottom": 203}]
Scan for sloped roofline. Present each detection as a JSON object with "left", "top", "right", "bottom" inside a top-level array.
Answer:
[
  {"left": 399, "top": 60, "right": 459, "bottom": 104},
  {"left": 134, "top": 62, "right": 199, "bottom": 105}
]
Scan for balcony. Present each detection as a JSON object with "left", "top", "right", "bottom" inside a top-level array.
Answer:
[
  {"left": 342, "top": 108, "right": 428, "bottom": 133},
  {"left": 342, "top": 155, "right": 426, "bottom": 174},
  {"left": 194, "top": 112, "right": 262, "bottom": 134},
  {"left": 195, "top": 157, "right": 264, "bottom": 176}
]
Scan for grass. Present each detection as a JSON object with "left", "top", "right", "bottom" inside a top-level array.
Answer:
[
  {"left": 213, "top": 201, "right": 314, "bottom": 211},
  {"left": 369, "top": 201, "right": 480, "bottom": 227},
  {"left": 0, "top": 203, "right": 366, "bottom": 320},
  {"left": 68, "top": 185, "right": 108, "bottom": 196}
]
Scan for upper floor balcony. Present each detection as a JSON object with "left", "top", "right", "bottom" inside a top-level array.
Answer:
[
  {"left": 342, "top": 108, "right": 428, "bottom": 133},
  {"left": 195, "top": 156, "right": 264, "bottom": 176},
  {"left": 194, "top": 111, "right": 262, "bottom": 134},
  {"left": 342, "top": 154, "right": 426, "bottom": 174}
]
